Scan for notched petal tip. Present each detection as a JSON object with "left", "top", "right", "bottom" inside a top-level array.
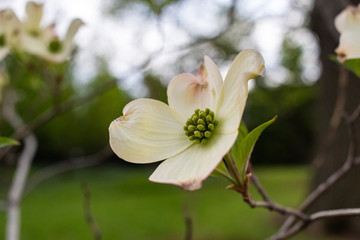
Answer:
[{"left": 335, "top": 48, "right": 347, "bottom": 63}]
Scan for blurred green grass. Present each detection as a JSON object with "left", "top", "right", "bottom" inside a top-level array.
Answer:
[{"left": 0, "top": 165, "right": 333, "bottom": 240}]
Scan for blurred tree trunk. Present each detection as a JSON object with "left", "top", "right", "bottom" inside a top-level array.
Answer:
[{"left": 310, "top": 0, "right": 360, "bottom": 236}]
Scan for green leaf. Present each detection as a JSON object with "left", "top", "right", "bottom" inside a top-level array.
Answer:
[
  {"left": 238, "top": 122, "right": 249, "bottom": 142},
  {"left": 0, "top": 136, "right": 20, "bottom": 148},
  {"left": 343, "top": 58, "right": 360, "bottom": 78},
  {"left": 330, "top": 55, "right": 360, "bottom": 78},
  {"left": 229, "top": 122, "right": 248, "bottom": 158},
  {"left": 211, "top": 122, "right": 248, "bottom": 185},
  {"left": 211, "top": 160, "right": 235, "bottom": 183},
  {"left": 230, "top": 116, "right": 277, "bottom": 183}
]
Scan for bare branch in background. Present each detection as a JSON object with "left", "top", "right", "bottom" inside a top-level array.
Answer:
[
  {"left": 310, "top": 208, "right": 360, "bottom": 221},
  {"left": 24, "top": 146, "right": 113, "bottom": 195},
  {"left": 268, "top": 102, "right": 360, "bottom": 240},
  {"left": 313, "top": 67, "right": 349, "bottom": 168},
  {"left": 250, "top": 173, "right": 272, "bottom": 203},
  {"left": 81, "top": 183, "right": 102, "bottom": 240},
  {"left": 183, "top": 205, "right": 193, "bottom": 240},
  {"left": 245, "top": 199, "right": 309, "bottom": 221}
]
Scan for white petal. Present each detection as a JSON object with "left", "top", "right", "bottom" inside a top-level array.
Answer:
[
  {"left": 149, "top": 131, "right": 238, "bottom": 190},
  {"left": 20, "top": 33, "right": 47, "bottom": 56},
  {"left": 0, "top": 47, "right": 9, "bottom": 60},
  {"left": 335, "top": 5, "right": 360, "bottom": 33},
  {"left": 25, "top": 2, "right": 43, "bottom": 31},
  {"left": 167, "top": 56, "right": 223, "bottom": 119},
  {"left": 20, "top": 18, "right": 83, "bottom": 63},
  {"left": 109, "top": 98, "right": 192, "bottom": 164},
  {"left": 61, "top": 19, "right": 84, "bottom": 57},
  {"left": 0, "top": 9, "right": 21, "bottom": 49},
  {"left": 336, "top": 31, "right": 360, "bottom": 61},
  {"left": 216, "top": 49, "right": 265, "bottom": 134}
]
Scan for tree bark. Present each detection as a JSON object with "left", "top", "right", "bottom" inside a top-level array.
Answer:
[{"left": 310, "top": 0, "right": 360, "bottom": 236}]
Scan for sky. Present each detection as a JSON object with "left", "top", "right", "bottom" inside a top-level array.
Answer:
[{"left": 0, "top": 0, "right": 320, "bottom": 95}]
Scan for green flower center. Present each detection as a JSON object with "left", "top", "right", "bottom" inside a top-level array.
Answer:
[
  {"left": 184, "top": 108, "right": 218, "bottom": 144},
  {"left": 48, "top": 40, "right": 62, "bottom": 53},
  {"left": 0, "top": 34, "right": 6, "bottom": 47}
]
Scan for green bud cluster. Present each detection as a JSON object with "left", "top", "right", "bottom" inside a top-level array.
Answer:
[
  {"left": 48, "top": 40, "right": 62, "bottom": 53},
  {"left": 184, "top": 108, "right": 218, "bottom": 144}
]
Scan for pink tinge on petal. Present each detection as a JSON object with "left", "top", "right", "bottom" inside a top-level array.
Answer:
[
  {"left": 167, "top": 73, "right": 213, "bottom": 119},
  {"left": 149, "top": 131, "right": 238, "bottom": 191},
  {"left": 167, "top": 57, "right": 223, "bottom": 120},
  {"left": 335, "top": 31, "right": 360, "bottom": 61}
]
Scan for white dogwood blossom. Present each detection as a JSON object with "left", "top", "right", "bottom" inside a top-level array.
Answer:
[
  {"left": 109, "top": 50, "right": 265, "bottom": 190},
  {"left": 0, "top": 9, "right": 21, "bottom": 60},
  {"left": 335, "top": 4, "right": 360, "bottom": 62},
  {"left": 20, "top": 1, "right": 84, "bottom": 63}
]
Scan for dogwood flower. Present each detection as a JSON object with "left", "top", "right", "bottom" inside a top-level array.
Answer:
[
  {"left": 0, "top": 9, "right": 21, "bottom": 60},
  {"left": 109, "top": 50, "right": 265, "bottom": 190},
  {"left": 20, "top": 1, "right": 84, "bottom": 63},
  {"left": 335, "top": 4, "right": 360, "bottom": 62}
]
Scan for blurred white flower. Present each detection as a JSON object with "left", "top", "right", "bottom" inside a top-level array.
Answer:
[
  {"left": 109, "top": 50, "right": 265, "bottom": 190},
  {"left": 335, "top": 4, "right": 360, "bottom": 62},
  {"left": 20, "top": 1, "right": 84, "bottom": 63},
  {"left": 0, "top": 9, "right": 21, "bottom": 60}
]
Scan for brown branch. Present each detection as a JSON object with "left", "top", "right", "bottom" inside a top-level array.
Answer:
[
  {"left": 268, "top": 221, "right": 306, "bottom": 240},
  {"left": 245, "top": 198, "right": 308, "bottom": 221},
  {"left": 310, "top": 208, "right": 360, "bottom": 221},
  {"left": 81, "top": 183, "right": 102, "bottom": 240},
  {"left": 270, "top": 103, "right": 360, "bottom": 239},
  {"left": 251, "top": 173, "right": 272, "bottom": 203},
  {"left": 268, "top": 208, "right": 360, "bottom": 240},
  {"left": 299, "top": 72, "right": 356, "bottom": 213},
  {"left": 313, "top": 67, "right": 348, "bottom": 168},
  {"left": 249, "top": 173, "right": 309, "bottom": 220}
]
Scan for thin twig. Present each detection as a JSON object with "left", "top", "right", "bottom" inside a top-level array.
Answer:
[
  {"left": 268, "top": 208, "right": 360, "bottom": 240},
  {"left": 310, "top": 208, "right": 360, "bottom": 221},
  {"left": 248, "top": 173, "right": 309, "bottom": 220},
  {"left": 313, "top": 66, "right": 348, "bottom": 168},
  {"left": 268, "top": 221, "right": 306, "bottom": 240},
  {"left": 245, "top": 199, "right": 308, "bottom": 221},
  {"left": 183, "top": 205, "right": 193, "bottom": 240},
  {"left": 81, "top": 183, "right": 102, "bottom": 240},
  {"left": 277, "top": 67, "right": 350, "bottom": 236},
  {"left": 271, "top": 103, "right": 360, "bottom": 239},
  {"left": 24, "top": 146, "right": 112, "bottom": 195},
  {"left": 251, "top": 173, "right": 272, "bottom": 203}
]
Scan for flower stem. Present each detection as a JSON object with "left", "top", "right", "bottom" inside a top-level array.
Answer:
[{"left": 224, "top": 153, "right": 244, "bottom": 189}]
